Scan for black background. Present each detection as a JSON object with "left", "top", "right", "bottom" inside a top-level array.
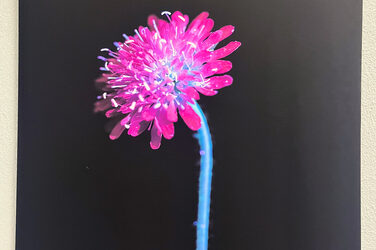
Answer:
[{"left": 17, "top": 0, "right": 361, "bottom": 249}]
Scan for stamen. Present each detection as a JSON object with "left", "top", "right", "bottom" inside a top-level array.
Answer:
[
  {"left": 143, "top": 81, "right": 151, "bottom": 91},
  {"left": 113, "top": 42, "right": 120, "bottom": 49},
  {"left": 187, "top": 41, "right": 197, "bottom": 49},
  {"left": 198, "top": 25, "right": 205, "bottom": 36},
  {"left": 153, "top": 20, "right": 161, "bottom": 38},
  {"left": 111, "top": 99, "right": 119, "bottom": 107},
  {"left": 111, "top": 85, "right": 127, "bottom": 88},
  {"left": 200, "top": 73, "right": 205, "bottom": 84},
  {"left": 122, "top": 34, "right": 129, "bottom": 40},
  {"left": 170, "top": 40, "right": 176, "bottom": 56},
  {"left": 128, "top": 61, "right": 133, "bottom": 70},
  {"left": 154, "top": 102, "right": 161, "bottom": 109},
  {"left": 182, "top": 51, "right": 191, "bottom": 70},
  {"left": 159, "top": 39, "right": 166, "bottom": 50},
  {"left": 138, "top": 94, "right": 145, "bottom": 102},
  {"left": 161, "top": 11, "right": 172, "bottom": 22},
  {"left": 134, "top": 29, "right": 144, "bottom": 42},
  {"left": 130, "top": 101, "right": 136, "bottom": 110}
]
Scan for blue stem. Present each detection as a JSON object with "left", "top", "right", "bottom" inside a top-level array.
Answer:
[{"left": 191, "top": 102, "right": 213, "bottom": 250}]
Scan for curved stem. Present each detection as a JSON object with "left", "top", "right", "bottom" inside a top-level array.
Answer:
[{"left": 191, "top": 102, "right": 213, "bottom": 250}]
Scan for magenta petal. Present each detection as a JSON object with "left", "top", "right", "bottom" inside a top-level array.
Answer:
[
  {"left": 172, "top": 11, "right": 189, "bottom": 28},
  {"left": 120, "top": 115, "right": 132, "bottom": 126},
  {"left": 197, "top": 18, "right": 214, "bottom": 40},
  {"left": 105, "top": 109, "right": 116, "bottom": 118},
  {"left": 183, "top": 87, "right": 200, "bottom": 100},
  {"left": 156, "top": 108, "right": 175, "bottom": 139},
  {"left": 218, "top": 25, "right": 235, "bottom": 40},
  {"left": 187, "top": 12, "right": 209, "bottom": 32},
  {"left": 109, "top": 121, "right": 126, "bottom": 140},
  {"left": 166, "top": 101, "right": 178, "bottom": 122},
  {"left": 147, "top": 15, "right": 159, "bottom": 30},
  {"left": 128, "top": 120, "right": 149, "bottom": 137},
  {"left": 202, "top": 30, "right": 222, "bottom": 50},
  {"left": 142, "top": 106, "right": 158, "bottom": 121},
  {"left": 201, "top": 60, "right": 233, "bottom": 77},
  {"left": 157, "top": 19, "right": 171, "bottom": 38},
  {"left": 192, "top": 12, "right": 209, "bottom": 23},
  {"left": 195, "top": 87, "right": 218, "bottom": 96},
  {"left": 178, "top": 105, "right": 201, "bottom": 131},
  {"left": 193, "top": 50, "right": 212, "bottom": 65},
  {"left": 150, "top": 120, "right": 162, "bottom": 149},
  {"left": 94, "top": 100, "right": 111, "bottom": 112},
  {"left": 212, "top": 41, "right": 241, "bottom": 60},
  {"left": 206, "top": 75, "right": 233, "bottom": 89},
  {"left": 161, "top": 122, "right": 175, "bottom": 139}
]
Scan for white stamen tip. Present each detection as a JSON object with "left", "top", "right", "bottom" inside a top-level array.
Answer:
[
  {"left": 178, "top": 15, "right": 186, "bottom": 22},
  {"left": 143, "top": 82, "right": 151, "bottom": 91},
  {"left": 187, "top": 41, "right": 197, "bottom": 48},
  {"left": 161, "top": 11, "right": 171, "bottom": 16},
  {"left": 134, "top": 29, "right": 144, "bottom": 42},
  {"left": 154, "top": 102, "right": 161, "bottom": 109},
  {"left": 138, "top": 94, "right": 145, "bottom": 102},
  {"left": 111, "top": 99, "right": 119, "bottom": 107},
  {"left": 153, "top": 20, "right": 161, "bottom": 38},
  {"left": 130, "top": 101, "right": 136, "bottom": 110}
]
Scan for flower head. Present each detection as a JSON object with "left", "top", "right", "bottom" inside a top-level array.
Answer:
[{"left": 95, "top": 11, "right": 241, "bottom": 149}]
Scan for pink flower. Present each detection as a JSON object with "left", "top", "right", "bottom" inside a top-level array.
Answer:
[{"left": 95, "top": 11, "right": 241, "bottom": 149}]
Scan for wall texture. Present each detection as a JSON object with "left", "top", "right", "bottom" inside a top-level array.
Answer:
[
  {"left": 362, "top": 0, "right": 376, "bottom": 249},
  {"left": 0, "top": 0, "right": 18, "bottom": 249},
  {"left": 0, "top": 0, "right": 374, "bottom": 249}
]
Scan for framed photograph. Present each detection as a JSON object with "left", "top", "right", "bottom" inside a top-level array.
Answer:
[{"left": 13, "top": 0, "right": 362, "bottom": 249}]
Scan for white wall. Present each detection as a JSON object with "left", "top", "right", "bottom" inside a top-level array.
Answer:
[
  {"left": 0, "top": 0, "right": 18, "bottom": 249},
  {"left": 362, "top": 0, "right": 376, "bottom": 249}
]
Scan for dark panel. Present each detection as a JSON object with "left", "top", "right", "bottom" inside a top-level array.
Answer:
[{"left": 17, "top": 0, "right": 361, "bottom": 249}]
